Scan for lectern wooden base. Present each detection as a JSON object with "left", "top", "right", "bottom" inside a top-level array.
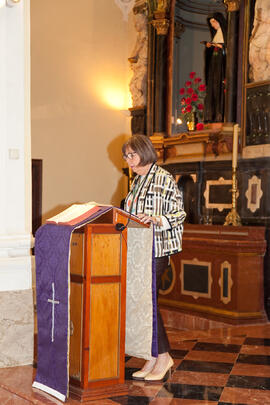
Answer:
[
  {"left": 68, "top": 208, "right": 146, "bottom": 401},
  {"left": 69, "top": 382, "right": 128, "bottom": 402}
]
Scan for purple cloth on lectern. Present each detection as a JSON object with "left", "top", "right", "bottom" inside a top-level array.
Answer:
[
  {"left": 34, "top": 224, "right": 71, "bottom": 398},
  {"left": 151, "top": 233, "right": 158, "bottom": 358},
  {"left": 34, "top": 207, "right": 111, "bottom": 400},
  {"left": 34, "top": 206, "right": 158, "bottom": 400}
]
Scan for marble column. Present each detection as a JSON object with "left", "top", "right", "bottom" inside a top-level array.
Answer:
[
  {"left": 154, "top": 34, "right": 167, "bottom": 134},
  {"left": 224, "top": 0, "right": 240, "bottom": 123},
  {"left": 0, "top": 0, "right": 33, "bottom": 367},
  {"left": 151, "top": 5, "right": 170, "bottom": 136}
]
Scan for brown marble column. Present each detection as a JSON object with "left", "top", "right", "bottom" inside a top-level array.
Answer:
[{"left": 151, "top": 4, "right": 170, "bottom": 136}]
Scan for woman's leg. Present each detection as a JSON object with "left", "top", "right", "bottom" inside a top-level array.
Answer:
[
  {"left": 144, "top": 256, "right": 173, "bottom": 380},
  {"left": 132, "top": 256, "right": 173, "bottom": 380},
  {"left": 155, "top": 256, "right": 170, "bottom": 354}
]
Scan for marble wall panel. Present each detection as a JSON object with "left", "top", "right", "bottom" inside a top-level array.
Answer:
[{"left": 0, "top": 290, "right": 34, "bottom": 367}]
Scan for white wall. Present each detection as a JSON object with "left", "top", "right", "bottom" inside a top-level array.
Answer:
[{"left": 31, "top": 0, "right": 136, "bottom": 221}]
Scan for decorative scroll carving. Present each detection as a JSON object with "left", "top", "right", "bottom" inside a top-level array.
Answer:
[
  {"left": 223, "top": 0, "right": 240, "bottom": 12},
  {"left": 174, "top": 21, "right": 185, "bottom": 39},
  {"left": 245, "top": 175, "right": 263, "bottom": 213},
  {"left": 133, "top": 0, "right": 148, "bottom": 15}
]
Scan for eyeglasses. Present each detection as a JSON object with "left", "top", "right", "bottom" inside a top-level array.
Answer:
[{"left": 123, "top": 152, "right": 137, "bottom": 160}]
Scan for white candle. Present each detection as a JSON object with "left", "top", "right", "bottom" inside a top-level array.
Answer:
[{"left": 232, "top": 124, "right": 239, "bottom": 169}]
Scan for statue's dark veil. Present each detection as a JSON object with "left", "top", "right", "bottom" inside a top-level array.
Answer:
[
  {"left": 204, "top": 12, "right": 227, "bottom": 122},
  {"left": 207, "top": 12, "right": 227, "bottom": 44}
]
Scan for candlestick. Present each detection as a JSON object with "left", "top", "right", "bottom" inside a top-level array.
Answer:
[
  {"left": 232, "top": 124, "right": 239, "bottom": 169},
  {"left": 224, "top": 124, "right": 241, "bottom": 226},
  {"left": 224, "top": 168, "right": 241, "bottom": 226}
]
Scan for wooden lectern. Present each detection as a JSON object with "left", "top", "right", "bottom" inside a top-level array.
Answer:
[{"left": 68, "top": 208, "right": 146, "bottom": 402}]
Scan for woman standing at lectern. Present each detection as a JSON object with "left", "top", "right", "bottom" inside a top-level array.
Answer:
[{"left": 122, "top": 134, "right": 186, "bottom": 381}]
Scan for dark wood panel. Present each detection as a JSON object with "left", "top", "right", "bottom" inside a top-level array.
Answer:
[{"left": 32, "top": 159, "right": 42, "bottom": 235}]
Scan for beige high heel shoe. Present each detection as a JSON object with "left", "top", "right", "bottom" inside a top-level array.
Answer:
[
  {"left": 144, "top": 356, "right": 173, "bottom": 381},
  {"left": 132, "top": 359, "right": 157, "bottom": 380}
]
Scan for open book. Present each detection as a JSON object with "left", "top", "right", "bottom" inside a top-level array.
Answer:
[{"left": 46, "top": 202, "right": 111, "bottom": 226}]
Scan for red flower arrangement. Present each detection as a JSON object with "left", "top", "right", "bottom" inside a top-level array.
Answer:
[{"left": 179, "top": 72, "right": 206, "bottom": 128}]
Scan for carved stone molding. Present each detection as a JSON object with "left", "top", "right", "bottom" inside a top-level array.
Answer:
[
  {"left": 0, "top": 0, "right": 20, "bottom": 7},
  {"left": 7, "top": 0, "right": 21, "bottom": 4},
  {"left": 114, "top": 0, "right": 135, "bottom": 21},
  {"left": 0, "top": 233, "right": 33, "bottom": 258},
  {"left": 129, "top": 12, "right": 148, "bottom": 107},
  {"left": 174, "top": 21, "right": 185, "bottom": 39},
  {"left": 133, "top": 0, "right": 148, "bottom": 15},
  {"left": 223, "top": 0, "right": 240, "bottom": 12}
]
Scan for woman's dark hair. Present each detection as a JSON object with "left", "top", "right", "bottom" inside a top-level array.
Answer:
[{"left": 122, "top": 134, "right": 157, "bottom": 166}]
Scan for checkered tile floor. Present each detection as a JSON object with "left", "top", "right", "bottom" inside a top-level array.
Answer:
[{"left": 1, "top": 323, "right": 270, "bottom": 404}]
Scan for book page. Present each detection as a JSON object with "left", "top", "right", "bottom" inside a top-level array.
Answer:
[{"left": 47, "top": 202, "right": 97, "bottom": 224}]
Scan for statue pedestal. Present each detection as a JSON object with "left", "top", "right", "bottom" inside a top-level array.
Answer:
[{"left": 129, "top": 106, "right": 146, "bottom": 135}]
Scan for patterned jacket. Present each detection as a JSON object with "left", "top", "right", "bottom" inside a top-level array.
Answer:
[{"left": 125, "top": 163, "right": 186, "bottom": 258}]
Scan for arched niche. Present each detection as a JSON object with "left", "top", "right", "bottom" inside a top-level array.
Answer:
[{"left": 167, "top": 0, "right": 227, "bottom": 136}]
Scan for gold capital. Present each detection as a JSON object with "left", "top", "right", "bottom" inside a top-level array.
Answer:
[{"left": 151, "top": 18, "right": 170, "bottom": 35}]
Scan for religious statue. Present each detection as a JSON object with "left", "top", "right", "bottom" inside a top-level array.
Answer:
[
  {"left": 203, "top": 12, "right": 227, "bottom": 123},
  {"left": 249, "top": 0, "right": 270, "bottom": 82},
  {"left": 129, "top": 13, "right": 148, "bottom": 107}
]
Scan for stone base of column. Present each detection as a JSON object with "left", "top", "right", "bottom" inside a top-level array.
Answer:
[
  {"left": 0, "top": 289, "right": 34, "bottom": 367},
  {"left": 0, "top": 233, "right": 34, "bottom": 367}
]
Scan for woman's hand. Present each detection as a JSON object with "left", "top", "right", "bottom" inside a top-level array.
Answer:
[{"left": 137, "top": 214, "right": 162, "bottom": 226}]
